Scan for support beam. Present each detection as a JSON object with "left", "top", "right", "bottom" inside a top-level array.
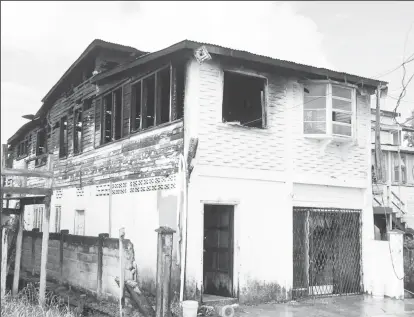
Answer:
[
  {"left": 1, "top": 225, "right": 8, "bottom": 298},
  {"left": 1, "top": 187, "right": 52, "bottom": 196},
  {"left": 1, "top": 168, "right": 53, "bottom": 178},
  {"left": 39, "top": 195, "right": 51, "bottom": 305},
  {"left": 12, "top": 209, "right": 24, "bottom": 295}
]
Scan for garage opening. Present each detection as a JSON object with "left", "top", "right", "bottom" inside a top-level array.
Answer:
[
  {"left": 203, "top": 204, "right": 234, "bottom": 298},
  {"left": 292, "top": 207, "right": 362, "bottom": 299}
]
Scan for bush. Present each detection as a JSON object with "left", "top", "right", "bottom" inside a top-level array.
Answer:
[{"left": 1, "top": 283, "right": 76, "bottom": 317}]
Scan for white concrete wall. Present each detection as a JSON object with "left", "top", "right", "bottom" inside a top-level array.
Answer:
[
  {"left": 182, "top": 56, "right": 375, "bottom": 302},
  {"left": 186, "top": 171, "right": 290, "bottom": 302},
  {"left": 365, "top": 231, "right": 404, "bottom": 299}
]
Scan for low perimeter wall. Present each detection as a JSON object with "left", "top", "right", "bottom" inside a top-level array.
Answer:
[
  {"left": 365, "top": 230, "right": 404, "bottom": 299},
  {"left": 21, "top": 229, "right": 135, "bottom": 300}
]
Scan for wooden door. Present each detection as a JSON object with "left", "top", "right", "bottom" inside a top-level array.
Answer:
[{"left": 203, "top": 205, "right": 234, "bottom": 297}]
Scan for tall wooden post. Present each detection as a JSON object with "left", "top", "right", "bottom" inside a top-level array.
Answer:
[
  {"left": 39, "top": 195, "right": 51, "bottom": 305},
  {"left": 1, "top": 144, "right": 8, "bottom": 298},
  {"left": 155, "top": 226, "right": 176, "bottom": 317},
  {"left": 12, "top": 205, "right": 24, "bottom": 295},
  {"left": 119, "top": 228, "right": 125, "bottom": 317}
]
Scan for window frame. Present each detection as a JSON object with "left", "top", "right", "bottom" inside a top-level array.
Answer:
[
  {"left": 36, "top": 127, "right": 48, "bottom": 157},
  {"left": 59, "top": 115, "right": 69, "bottom": 159},
  {"left": 303, "top": 80, "right": 357, "bottom": 140},
  {"left": 221, "top": 69, "right": 268, "bottom": 129},
  {"left": 55, "top": 205, "right": 62, "bottom": 232},
  {"left": 17, "top": 137, "right": 29, "bottom": 160},
  {"left": 73, "top": 107, "right": 83, "bottom": 155}
]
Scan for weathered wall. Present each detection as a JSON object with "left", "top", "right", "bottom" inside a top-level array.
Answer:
[
  {"left": 21, "top": 230, "right": 134, "bottom": 300},
  {"left": 182, "top": 57, "right": 373, "bottom": 303}
]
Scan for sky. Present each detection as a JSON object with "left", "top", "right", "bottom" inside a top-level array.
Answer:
[{"left": 1, "top": 1, "right": 414, "bottom": 145}]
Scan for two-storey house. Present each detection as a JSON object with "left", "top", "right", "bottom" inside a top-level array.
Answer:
[{"left": 5, "top": 39, "right": 387, "bottom": 304}]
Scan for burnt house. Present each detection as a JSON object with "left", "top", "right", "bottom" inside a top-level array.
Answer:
[{"left": 6, "top": 39, "right": 391, "bottom": 303}]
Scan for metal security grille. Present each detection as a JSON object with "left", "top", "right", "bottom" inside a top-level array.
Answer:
[{"left": 293, "top": 207, "right": 362, "bottom": 299}]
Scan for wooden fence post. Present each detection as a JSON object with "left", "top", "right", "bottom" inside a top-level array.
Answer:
[
  {"left": 97, "top": 233, "right": 109, "bottom": 297},
  {"left": 12, "top": 206, "right": 24, "bottom": 295},
  {"left": 31, "top": 228, "right": 39, "bottom": 276},
  {"left": 39, "top": 195, "right": 51, "bottom": 305},
  {"left": 119, "top": 228, "right": 125, "bottom": 317},
  {"left": 1, "top": 224, "right": 8, "bottom": 298},
  {"left": 155, "top": 226, "right": 176, "bottom": 317},
  {"left": 59, "top": 229, "right": 69, "bottom": 281}
]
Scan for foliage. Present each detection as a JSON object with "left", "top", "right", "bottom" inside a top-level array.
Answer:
[{"left": 1, "top": 283, "right": 76, "bottom": 317}]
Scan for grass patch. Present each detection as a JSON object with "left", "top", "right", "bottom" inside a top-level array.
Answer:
[{"left": 1, "top": 283, "right": 77, "bottom": 317}]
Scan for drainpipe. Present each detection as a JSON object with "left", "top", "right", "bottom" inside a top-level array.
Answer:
[{"left": 178, "top": 154, "right": 188, "bottom": 303}]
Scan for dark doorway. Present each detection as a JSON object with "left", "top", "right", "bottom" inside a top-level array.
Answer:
[{"left": 203, "top": 204, "right": 234, "bottom": 297}]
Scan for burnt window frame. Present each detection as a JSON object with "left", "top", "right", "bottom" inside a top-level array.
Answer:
[
  {"left": 129, "top": 64, "right": 178, "bottom": 134},
  {"left": 73, "top": 107, "right": 84, "bottom": 155},
  {"left": 100, "top": 91, "right": 116, "bottom": 145},
  {"left": 16, "top": 137, "right": 29, "bottom": 160},
  {"left": 59, "top": 115, "right": 69, "bottom": 158},
  {"left": 221, "top": 70, "right": 268, "bottom": 129},
  {"left": 36, "top": 127, "right": 48, "bottom": 157}
]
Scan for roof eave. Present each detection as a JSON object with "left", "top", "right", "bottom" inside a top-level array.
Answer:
[
  {"left": 41, "top": 39, "right": 144, "bottom": 103},
  {"left": 92, "top": 40, "right": 387, "bottom": 88}
]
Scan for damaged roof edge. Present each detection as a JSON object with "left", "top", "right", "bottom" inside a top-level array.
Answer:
[
  {"left": 40, "top": 39, "right": 147, "bottom": 104},
  {"left": 7, "top": 117, "right": 41, "bottom": 145},
  {"left": 91, "top": 39, "right": 387, "bottom": 88}
]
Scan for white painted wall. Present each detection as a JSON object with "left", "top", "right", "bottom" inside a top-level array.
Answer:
[{"left": 186, "top": 172, "right": 290, "bottom": 299}]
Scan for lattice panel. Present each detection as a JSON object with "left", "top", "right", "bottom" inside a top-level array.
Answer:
[
  {"left": 112, "top": 182, "right": 127, "bottom": 195},
  {"left": 76, "top": 187, "right": 84, "bottom": 197},
  {"left": 130, "top": 175, "right": 176, "bottom": 193},
  {"left": 55, "top": 189, "right": 63, "bottom": 200},
  {"left": 96, "top": 184, "right": 110, "bottom": 196}
]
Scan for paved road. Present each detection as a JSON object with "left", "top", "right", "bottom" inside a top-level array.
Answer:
[{"left": 236, "top": 295, "right": 414, "bottom": 317}]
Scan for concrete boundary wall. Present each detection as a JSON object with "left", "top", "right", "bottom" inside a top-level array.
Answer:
[{"left": 21, "top": 229, "right": 135, "bottom": 300}]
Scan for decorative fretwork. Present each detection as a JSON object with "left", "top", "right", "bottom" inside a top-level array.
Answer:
[
  {"left": 130, "top": 175, "right": 176, "bottom": 193},
  {"left": 76, "top": 187, "right": 84, "bottom": 197}
]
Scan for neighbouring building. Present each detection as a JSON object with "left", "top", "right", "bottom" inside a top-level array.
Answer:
[
  {"left": 5, "top": 39, "right": 402, "bottom": 304},
  {"left": 371, "top": 108, "right": 414, "bottom": 237}
]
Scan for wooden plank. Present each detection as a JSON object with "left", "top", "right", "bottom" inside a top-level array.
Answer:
[
  {"left": 12, "top": 209, "right": 24, "bottom": 295},
  {"left": 38, "top": 155, "right": 53, "bottom": 306},
  {"left": 38, "top": 196, "right": 50, "bottom": 305},
  {"left": 3, "top": 196, "right": 46, "bottom": 204},
  {"left": 1, "top": 168, "right": 53, "bottom": 178},
  {"left": 25, "top": 153, "right": 48, "bottom": 163},
  {"left": 1, "top": 187, "right": 52, "bottom": 196},
  {"left": 169, "top": 64, "right": 177, "bottom": 122},
  {"left": 119, "top": 228, "right": 125, "bottom": 317},
  {"left": 154, "top": 72, "right": 161, "bottom": 126},
  {"left": 1, "top": 226, "right": 7, "bottom": 298}
]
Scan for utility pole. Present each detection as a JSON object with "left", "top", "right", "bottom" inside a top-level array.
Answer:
[{"left": 375, "top": 84, "right": 383, "bottom": 181}]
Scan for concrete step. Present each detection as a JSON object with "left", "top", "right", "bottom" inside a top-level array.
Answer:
[{"left": 202, "top": 294, "right": 238, "bottom": 306}]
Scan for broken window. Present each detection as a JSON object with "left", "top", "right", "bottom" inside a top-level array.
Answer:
[
  {"left": 143, "top": 74, "right": 156, "bottom": 129},
  {"left": 176, "top": 64, "right": 186, "bottom": 120},
  {"left": 113, "top": 88, "right": 123, "bottom": 140},
  {"left": 131, "top": 81, "right": 142, "bottom": 132},
  {"left": 102, "top": 93, "right": 113, "bottom": 144},
  {"left": 59, "top": 116, "right": 68, "bottom": 158},
  {"left": 222, "top": 71, "right": 266, "bottom": 128},
  {"left": 129, "top": 65, "right": 177, "bottom": 134},
  {"left": 17, "top": 138, "right": 29, "bottom": 158},
  {"left": 73, "top": 108, "right": 83, "bottom": 155},
  {"left": 158, "top": 67, "right": 171, "bottom": 124},
  {"left": 304, "top": 83, "right": 355, "bottom": 138}
]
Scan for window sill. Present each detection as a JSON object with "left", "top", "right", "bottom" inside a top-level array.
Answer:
[
  {"left": 218, "top": 122, "right": 268, "bottom": 131},
  {"left": 16, "top": 154, "right": 29, "bottom": 161},
  {"left": 304, "top": 134, "right": 355, "bottom": 144},
  {"left": 95, "top": 119, "right": 183, "bottom": 150}
]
